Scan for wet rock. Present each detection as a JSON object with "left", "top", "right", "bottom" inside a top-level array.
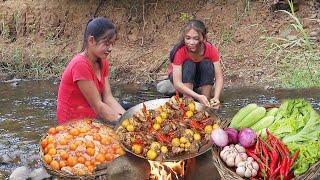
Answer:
[
  {"left": 96, "top": 156, "right": 148, "bottom": 180},
  {"left": 0, "top": 154, "right": 14, "bottom": 164},
  {"left": 28, "top": 167, "right": 51, "bottom": 180},
  {"left": 156, "top": 79, "right": 175, "bottom": 95},
  {"left": 9, "top": 166, "right": 30, "bottom": 180}
]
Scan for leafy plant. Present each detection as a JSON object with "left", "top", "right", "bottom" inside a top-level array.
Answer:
[
  {"left": 179, "top": 12, "right": 192, "bottom": 22},
  {"left": 261, "top": 0, "right": 320, "bottom": 88}
]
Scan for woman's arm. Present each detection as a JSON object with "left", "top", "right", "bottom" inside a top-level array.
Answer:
[
  {"left": 77, "top": 80, "right": 121, "bottom": 121},
  {"left": 102, "top": 77, "right": 125, "bottom": 115},
  {"left": 213, "top": 61, "right": 223, "bottom": 102},
  {"left": 172, "top": 64, "right": 210, "bottom": 106}
]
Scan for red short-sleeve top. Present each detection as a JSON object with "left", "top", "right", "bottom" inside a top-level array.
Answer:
[
  {"left": 56, "top": 54, "right": 109, "bottom": 124},
  {"left": 168, "top": 42, "right": 220, "bottom": 74}
]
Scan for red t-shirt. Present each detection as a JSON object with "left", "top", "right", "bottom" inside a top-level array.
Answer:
[
  {"left": 168, "top": 42, "right": 220, "bottom": 74},
  {"left": 56, "top": 54, "right": 109, "bottom": 124}
]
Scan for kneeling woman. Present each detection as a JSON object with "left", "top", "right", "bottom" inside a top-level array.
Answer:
[
  {"left": 57, "top": 17, "right": 125, "bottom": 124},
  {"left": 168, "top": 19, "right": 223, "bottom": 108}
]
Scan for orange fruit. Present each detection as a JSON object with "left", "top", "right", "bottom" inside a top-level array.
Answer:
[
  {"left": 116, "top": 148, "right": 125, "bottom": 156},
  {"left": 60, "top": 150, "right": 68, "bottom": 160},
  {"left": 56, "top": 126, "right": 64, "bottom": 132},
  {"left": 44, "top": 147, "right": 49, "bottom": 154},
  {"left": 50, "top": 160, "right": 60, "bottom": 170},
  {"left": 78, "top": 156, "right": 86, "bottom": 164},
  {"left": 41, "top": 138, "right": 48, "bottom": 149},
  {"left": 86, "top": 148, "right": 95, "bottom": 156},
  {"left": 87, "top": 165, "right": 95, "bottom": 173},
  {"left": 47, "top": 143, "right": 55, "bottom": 150},
  {"left": 93, "top": 134, "right": 101, "bottom": 141},
  {"left": 100, "top": 138, "right": 111, "bottom": 145},
  {"left": 112, "top": 144, "right": 120, "bottom": 150},
  {"left": 44, "top": 154, "right": 52, "bottom": 164},
  {"left": 69, "top": 143, "right": 77, "bottom": 151},
  {"left": 86, "top": 141, "right": 95, "bottom": 149},
  {"left": 65, "top": 134, "right": 73, "bottom": 141},
  {"left": 106, "top": 148, "right": 116, "bottom": 154},
  {"left": 67, "top": 157, "right": 77, "bottom": 167},
  {"left": 59, "top": 160, "right": 67, "bottom": 168},
  {"left": 59, "top": 138, "right": 67, "bottom": 145},
  {"left": 80, "top": 127, "right": 88, "bottom": 133},
  {"left": 105, "top": 153, "right": 114, "bottom": 161},
  {"left": 90, "top": 159, "right": 96, "bottom": 165},
  {"left": 70, "top": 128, "right": 80, "bottom": 136},
  {"left": 85, "top": 161, "right": 91, "bottom": 167},
  {"left": 48, "top": 127, "right": 56, "bottom": 135},
  {"left": 74, "top": 140, "right": 83, "bottom": 146},
  {"left": 47, "top": 136, "right": 54, "bottom": 143},
  {"left": 95, "top": 153, "right": 106, "bottom": 163},
  {"left": 48, "top": 148, "right": 57, "bottom": 155}
]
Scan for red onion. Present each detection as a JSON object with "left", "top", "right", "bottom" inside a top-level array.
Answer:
[
  {"left": 238, "top": 128, "right": 256, "bottom": 148},
  {"left": 224, "top": 128, "right": 239, "bottom": 144},
  {"left": 211, "top": 128, "right": 229, "bottom": 147}
]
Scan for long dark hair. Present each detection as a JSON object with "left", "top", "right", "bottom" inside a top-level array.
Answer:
[
  {"left": 169, "top": 19, "right": 207, "bottom": 62},
  {"left": 80, "top": 17, "right": 117, "bottom": 52}
]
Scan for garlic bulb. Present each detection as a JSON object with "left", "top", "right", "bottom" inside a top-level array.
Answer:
[
  {"left": 235, "top": 157, "right": 259, "bottom": 178},
  {"left": 220, "top": 144, "right": 248, "bottom": 167}
]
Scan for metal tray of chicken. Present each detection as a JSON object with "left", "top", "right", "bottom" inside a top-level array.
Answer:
[{"left": 115, "top": 97, "right": 221, "bottom": 162}]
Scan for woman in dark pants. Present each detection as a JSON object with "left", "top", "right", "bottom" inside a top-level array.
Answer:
[{"left": 168, "top": 19, "right": 223, "bottom": 108}]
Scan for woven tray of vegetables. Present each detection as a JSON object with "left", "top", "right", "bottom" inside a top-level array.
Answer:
[{"left": 210, "top": 99, "right": 320, "bottom": 180}]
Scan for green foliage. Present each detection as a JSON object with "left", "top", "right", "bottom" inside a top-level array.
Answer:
[
  {"left": 179, "top": 12, "right": 192, "bottom": 22},
  {"left": 261, "top": 1, "right": 320, "bottom": 88},
  {"left": 0, "top": 45, "right": 68, "bottom": 79}
]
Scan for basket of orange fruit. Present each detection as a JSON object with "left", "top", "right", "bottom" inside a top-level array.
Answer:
[{"left": 39, "top": 119, "right": 126, "bottom": 179}]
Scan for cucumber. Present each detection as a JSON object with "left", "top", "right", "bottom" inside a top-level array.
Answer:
[
  {"left": 266, "top": 107, "right": 279, "bottom": 117},
  {"left": 238, "top": 107, "right": 266, "bottom": 128},
  {"left": 229, "top": 103, "right": 258, "bottom": 129},
  {"left": 250, "top": 116, "right": 275, "bottom": 132}
]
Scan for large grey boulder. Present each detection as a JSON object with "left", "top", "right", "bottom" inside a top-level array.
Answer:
[
  {"left": 156, "top": 79, "right": 175, "bottom": 95},
  {"left": 9, "top": 166, "right": 30, "bottom": 180}
]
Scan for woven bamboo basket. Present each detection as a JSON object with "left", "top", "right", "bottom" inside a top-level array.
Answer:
[
  {"left": 211, "top": 104, "right": 320, "bottom": 180},
  {"left": 39, "top": 135, "right": 111, "bottom": 180}
]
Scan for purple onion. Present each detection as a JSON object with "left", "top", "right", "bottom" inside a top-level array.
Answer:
[
  {"left": 211, "top": 128, "right": 229, "bottom": 147},
  {"left": 238, "top": 128, "right": 257, "bottom": 148},
  {"left": 224, "top": 128, "right": 239, "bottom": 144}
]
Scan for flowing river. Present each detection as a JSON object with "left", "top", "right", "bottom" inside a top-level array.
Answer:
[{"left": 0, "top": 80, "right": 319, "bottom": 179}]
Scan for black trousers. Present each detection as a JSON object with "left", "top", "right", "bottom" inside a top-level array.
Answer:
[{"left": 169, "top": 59, "right": 215, "bottom": 88}]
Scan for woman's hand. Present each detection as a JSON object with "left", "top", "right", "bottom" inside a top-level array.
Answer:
[
  {"left": 196, "top": 94, "right": 210, "bottom": 106},
  {"left": 103, "top": 108, "right": 121, "bottom": 122},
  {"left": 210, "top": 97, "right": 220, "bottom": 109}
]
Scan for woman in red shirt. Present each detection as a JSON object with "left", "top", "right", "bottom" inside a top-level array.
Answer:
[
  {"left": 57, "top": 17, "right": 125, "bottom": 124},
  {"left": 168, "top": 20, "right": 223, "bottom": 108}
]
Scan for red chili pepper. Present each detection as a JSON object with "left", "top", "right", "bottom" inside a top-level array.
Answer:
[
  {"left": 270, "top": 165, "right": 281, "bottom": 179},
  {"left": 289, "top": 149, "right": 300, "bottom": 167},
  {"left": 200, "top": 118, "right": 212, "bottom": 126},
  {"left": 156, "top": 133, "right": 170, "bottom": 143},
  {"left": 175, "top": 90, "right": 180, "bottom": 101},
  {"left": 279, "top": 157, "right": 287, "bottom": 180},
  {"left": 269, "top": 145, "right": 279, "bottom": 174},
  {"left": 189, "top": 120, "right": 204, "bottom": 130},
  {"left": 267, "top": 129, "right": 290, "bottom": 157},
  {"left": 134, "top": 139, "right": 144, "bottom": 145},
  {"left": 285, "top": 157, "right": 292, "bottom": 178},
  {"left": 254, "top": 138, "right": 261, "bottom": 155}
]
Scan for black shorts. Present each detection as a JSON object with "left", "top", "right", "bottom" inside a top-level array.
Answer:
[{"left": 169, "top": 59, "right": 215, "bottom": 88}]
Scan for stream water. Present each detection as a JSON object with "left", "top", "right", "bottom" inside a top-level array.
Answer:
[{"left": 0, "top": 80, "right": 319, "bottom": 179}]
